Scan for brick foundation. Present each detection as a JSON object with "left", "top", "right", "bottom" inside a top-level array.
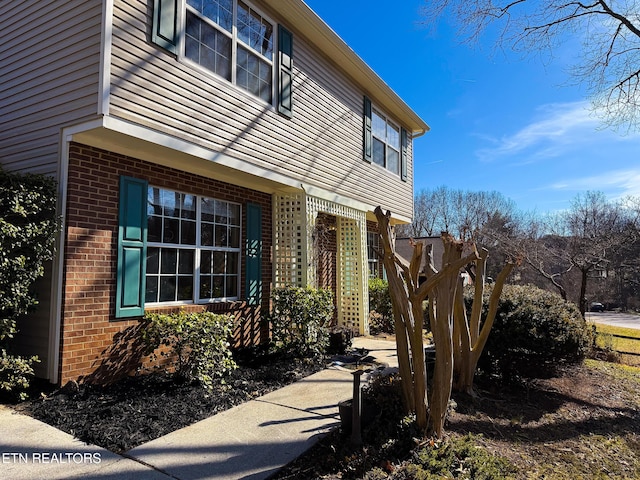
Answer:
[{"left": 61, "top": 143, "right": 272, "bottom": 384}]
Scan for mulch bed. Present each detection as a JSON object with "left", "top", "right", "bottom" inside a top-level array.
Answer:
[
  {"left": 15, "top": 352, "right": 327, "bottom": 453},
  {"left": 271, "top": 361, "right": 640, "bottom": 479}
]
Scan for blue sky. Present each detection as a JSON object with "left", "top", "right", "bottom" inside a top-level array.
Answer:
[{"left": 303, "top": 0, "right": 640, "bottom": 213}]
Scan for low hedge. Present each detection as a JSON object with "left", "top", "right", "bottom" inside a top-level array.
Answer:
[
  {"left": 470, "top": 284, "right": 593, "bottom": 381},
  {"left": 268, "top": 286, "right": 334, "bottom": 357},
  {"left": 142, "top": 310, "right": 237, "bottom": 388}
]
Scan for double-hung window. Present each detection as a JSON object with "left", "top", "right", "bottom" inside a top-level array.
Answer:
[
  {"left": 367, "top": 231, "right": 381, "bottom": 279},
  {"left": 184, "top": 0, "right": 274, "bottom": 103},
  {"left": 146, "top": 186, "right": 241, "bottom": 304},
  {"left": 372, "top": 108, "right": 401, "bottom": 175}
]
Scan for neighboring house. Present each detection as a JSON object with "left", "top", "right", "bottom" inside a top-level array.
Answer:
[
  {"left": 395, "top": 237, "right": 471, "bottom": 285},
  {"left": 396, "top": 237, "right": 444, "bottom": 279},
  {"left": 1, "top": 0, "right": 428, "bottom": 385}
]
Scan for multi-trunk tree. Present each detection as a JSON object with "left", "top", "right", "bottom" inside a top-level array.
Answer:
[{"left": 374, "top": 207, "right": 513, "bottom": 437}]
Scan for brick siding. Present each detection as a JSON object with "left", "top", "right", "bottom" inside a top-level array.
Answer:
[{"left": 61, "top": 143, "right": 272, "bottom": 384}]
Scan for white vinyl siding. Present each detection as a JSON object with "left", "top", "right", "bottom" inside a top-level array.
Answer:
[
  {"left": 109, "top": 0, "right": 413, "bottom": 218},
  {"left": 0, "top": 1, "right": 102, "bottom": 176},
  {"left": 0, "top": 1, "right": 103, "bottom": 379}
]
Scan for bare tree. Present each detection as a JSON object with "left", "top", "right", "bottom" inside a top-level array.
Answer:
[
  {"left": 397, "top": 188, "right": 442, "bottom": 237},
  {"left": 561, "top": 191, "right": 631, "bottom": 315},
  {"left": 400, "top": 186, "right": 517, "bottom": 242},
  {"left": 375, "top": 207, "right": 513, "bottom": 437},
  {"left": 420, "top": 0, "right": 640, "bottom": 130}
]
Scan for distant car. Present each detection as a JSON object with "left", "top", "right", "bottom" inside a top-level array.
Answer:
[{"left": 590, "top": 302, "right": 605, "bottom": 312}]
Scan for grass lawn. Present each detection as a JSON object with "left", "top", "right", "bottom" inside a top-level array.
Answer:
[{"left": 592, "top": 322, "right": 640, "bottom": 365}]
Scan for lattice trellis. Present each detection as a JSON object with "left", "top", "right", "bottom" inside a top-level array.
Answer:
[
  {"left": 273, "top": 193, "right": 306, "bottom": 288},
  {"left": 273, "top": 191, "right": 369, "bottom": 334},
  {"left": 306, "top": 196, "right": 369, "bottom": 335},
  {"left": 336, "top": 217, "right": 368, "bottom": 334}
]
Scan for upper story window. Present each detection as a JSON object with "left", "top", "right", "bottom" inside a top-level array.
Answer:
[
  {"left": 363, "top": 96, "right": 408, "bottom": 181},
  {"left": 153, "top": 0, "right": 293, "bottom": 117},
  {"left": 185, "top": 0, "right": 274, "bottom": 103},
  {"left": 372, "top": 108, "right": 400, "bottom": 175}
]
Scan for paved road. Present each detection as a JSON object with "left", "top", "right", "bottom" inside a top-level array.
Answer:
[{"left": 586, "top": 311, "right": 640, "bottom": 330}]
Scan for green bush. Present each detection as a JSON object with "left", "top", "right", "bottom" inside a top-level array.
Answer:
[
  {"left": 0, "top": 350, "right": 39, "bottom": 401},
  {"left": 0, "top": 168, "right": 58, "bottom": 399},
  {"left": 470, "top": 284, "right": 593, "bottom": 381},
  {"left": 368, "top": 278, "right": 394, "bottom": 335},
  {"left": 142, "top": 310, "right": 237, "bottom": 388},
  {"left": 268, "top": 286, "right": 334, "bottom": 357},
  {"left": 405, "top": 434, "right": 516, "bottom": 479}
]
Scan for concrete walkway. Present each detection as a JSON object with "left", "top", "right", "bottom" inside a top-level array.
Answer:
[{"left": 0, "top": 337, "right": 398, "bottom": 480}]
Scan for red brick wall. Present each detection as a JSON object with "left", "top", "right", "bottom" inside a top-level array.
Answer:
[{"left": 61, "top": 143, "right": 272, "bottom": 384}]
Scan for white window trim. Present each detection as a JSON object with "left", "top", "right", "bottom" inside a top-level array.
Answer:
[
  {"left": 146, "top": 186, "right": 242, "bottom": 306},
  {"left": 372, "top": 106, "right": 401, "bottom": 176},
  {"left": 177, "top": 0, "right": 277, "bottom": 106}
]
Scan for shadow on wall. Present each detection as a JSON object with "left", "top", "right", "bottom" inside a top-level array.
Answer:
[
  {"left": 80, "top": 303, "right": 269, "bottom": 385},
  {"left": 81, "top": 323, "right": 148, "bottom": 385}
]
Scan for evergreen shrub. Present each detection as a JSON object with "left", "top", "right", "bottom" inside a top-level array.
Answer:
[
  {"left": 142, "top": 310, "right": 237, "bottom": 388},
  {"left": 470, "top": 284, "right": 593, "bottom": 381},
  {"left": 0, "top": 168, "right": 58, "bottom": 399},
  {"left": 368, "top": 278, "right": 394, "bottom": 335},
  {"left": 268, "top": 286, "right": 334, "bottom": 357}
]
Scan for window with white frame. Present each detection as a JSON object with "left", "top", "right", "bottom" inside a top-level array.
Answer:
[
  {"left": 367, "top": 231, "right": 381, "bottom": 279},
  {"left": 146, "top": 186, "right": 241, "bottom": 304},
  {"left": 185, "top": 0, "right": 274, "bottom": 103},
  {"left": 372, "top": 108, "right": 401, "bottom": 175}
]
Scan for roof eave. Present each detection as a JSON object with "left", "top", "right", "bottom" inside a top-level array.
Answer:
[{"left": 262, "top": 0, "right": 430, "bottom": 135}]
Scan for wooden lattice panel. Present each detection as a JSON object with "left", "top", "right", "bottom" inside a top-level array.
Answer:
[
  {"left": 336, "top": 217, "right": 369, "bottom": 335},
  {"left": 273, "top": 192, "right": 369, "bottom": 334},
  {"left": 273, "top": 193, "right": 306, "bottom": 288}
]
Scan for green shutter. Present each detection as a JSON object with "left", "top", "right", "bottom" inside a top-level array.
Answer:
[
  {"left": 116, "top": 176, "right": 148, "bottom": 318},
  {"left": 363, "top": 96, "right": 372, "bottom": 162},
  {"left": 152, "top": 0, "right": 178, "bottom": 54},
  {"left": 245, "top": 203, "right": 263, "bottom": 306},
  {"left": 278, "top": 25, "right": 293, "bottom": 118},
  {"left": 401, "top": 127, "right": 408, "bottom": 182}
]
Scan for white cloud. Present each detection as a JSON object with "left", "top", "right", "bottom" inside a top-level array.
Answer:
[
  {"left": 475, "top": 101, "right": 638, "bottom": 163},
  {"left": 549, "top": 169, "right": 640, "bottom": 199}
]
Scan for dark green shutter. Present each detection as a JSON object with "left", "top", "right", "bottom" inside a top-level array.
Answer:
[
  {"left": 278, "top": 25, "right": 293, "bottom": 118},
  {"left": 116, "top": 176, "right": 148, "bottom": 318},
  {"left": 245, "top": 203, "right": 262, "bottom": 306},
  {"left": 363, "top": 96, "right": 372, "bottom": 162},
  {"left": 401, "top": 127, "right": 408, "bottom": 182},
  {"left": 152, "top": 0, "right": 178, "bottom": 54}
]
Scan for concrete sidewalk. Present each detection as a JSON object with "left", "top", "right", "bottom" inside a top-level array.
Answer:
[{"left": 0, "top": 337, "right": 398, "bottom": 480}]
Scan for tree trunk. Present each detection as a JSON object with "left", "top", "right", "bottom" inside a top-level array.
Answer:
[
  {"left": 453, "top": 258, "right": 514, "bottom": 394},
  {"left": 427, "top": 235, "right": 463, "bottom": 437},
  {"left": 579, "top": 268, "right": 589, "bottom": 318}
]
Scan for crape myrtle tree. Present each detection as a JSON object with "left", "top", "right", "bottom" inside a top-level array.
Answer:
[
  {"left": 420, "top": 0, "right": 640, "bottom": 131},
  {"left": 374, "top": 207, "right": 513, "bottom": 438}
]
